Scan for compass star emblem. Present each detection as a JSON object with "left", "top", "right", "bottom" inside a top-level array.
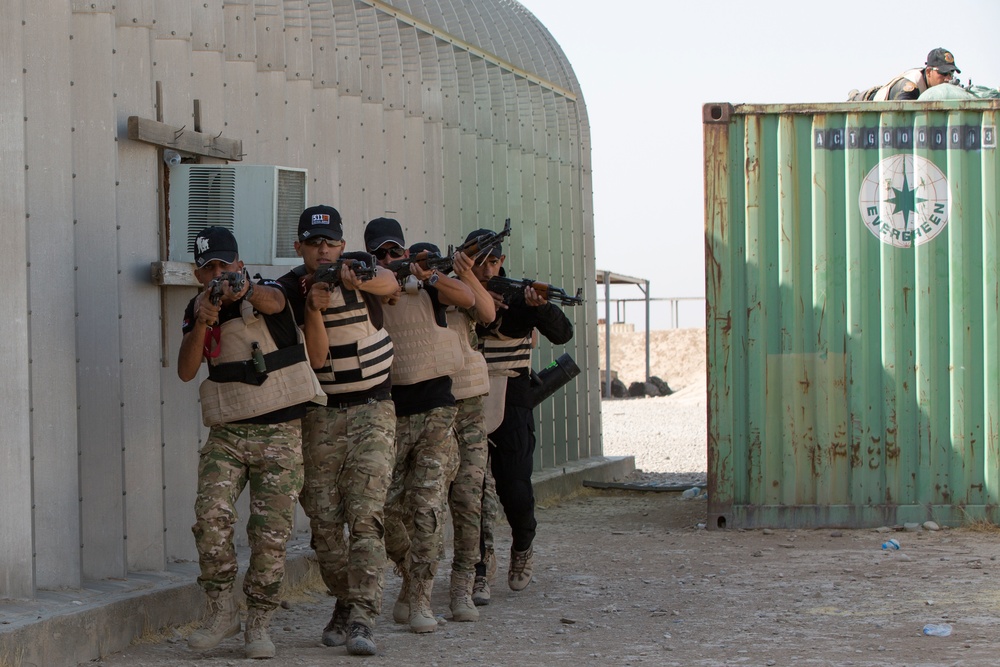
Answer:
[
  {"left": 858, "top": 155, "right": 949, "bottom": 248},
  {"left": 885, "top": 166, "right": 927, "bottom": 230}
]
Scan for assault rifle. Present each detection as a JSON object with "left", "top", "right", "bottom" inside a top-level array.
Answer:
[
  {"left": 386, "top": 218, "right": 513, "bottom": 282},
  {"left": 209, "top": 271, "right": 246, "bottom": 305},
  {"left": 386, "top": 251, "right": 455, "bottom": 285},
  {"left": 486, "top": 276, "right": 585, "bottom": 307},
  {"left": 458, "top": 218, "right": 511, "bottom": 262},
  {"left": 311, "top": 254, "right": 378, "bottom": 287}
]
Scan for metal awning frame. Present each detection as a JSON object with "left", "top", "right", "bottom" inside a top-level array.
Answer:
[{"left": 596, "top": 269, "right": 650, "bottom": 397}]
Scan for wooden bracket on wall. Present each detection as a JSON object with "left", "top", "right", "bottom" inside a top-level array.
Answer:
[
  {"left": 150, "top": 261, "right": 200, "bottom": 287},
  {"left": 127, "top": 116, "right": 243, "bottom": 161}
]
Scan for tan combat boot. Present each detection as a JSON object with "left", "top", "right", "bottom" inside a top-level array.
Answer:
[
  {"left": 449, "top": 570, "right": 479, "bottom": 622},
  {"left": 187, "top": 589, "right": 241, "bottom": 650},
  {"left": 472, "top": 549, "right": 496, "bottom": 606},
  {"left": 408, "top": 577, "right": 438, "bottom": 633},
  {"left": 244, "top": 606, "right": 276, "bottom": 659},
  {"left": 508, "top": 544, "right": 534, "bottom": 592},
  {"left": 392, "top": 566, "right": 411, "bottom": 624},
  {"left": 471, "top": 575, "right": 491, "bottom": 606}
]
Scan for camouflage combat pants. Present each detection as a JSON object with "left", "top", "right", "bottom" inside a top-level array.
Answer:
[
  {"left": 448, "top": 395, "right": 487, "bottom": 574},
  {"left": 477, "top": 452, "right": 499, "bottom": 576},
  {"left": 384, "top": 405, "right": 458, "bottom": 583},
  {"left": 299, "top": 399, "right": 396, "bottom": 626},
  {"left": 192, "top": 420, "right": 303, "bottom": 610}
]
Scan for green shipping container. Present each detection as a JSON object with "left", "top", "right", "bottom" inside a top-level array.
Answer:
[{"left": 704, "top": 100, "right": 1000, "bottom": 529}]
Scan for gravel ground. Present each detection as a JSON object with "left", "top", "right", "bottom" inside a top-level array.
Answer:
[
  {"left": 85, "top": 329, "right": 1000, "bottom": 667},
  {"left": 600, "top": 328, "right": 707, "bottom": 482}
]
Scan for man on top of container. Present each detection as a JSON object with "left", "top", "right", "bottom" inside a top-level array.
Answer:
[{"left": 848, "top": 47, "right": 960, "bottom": 101}]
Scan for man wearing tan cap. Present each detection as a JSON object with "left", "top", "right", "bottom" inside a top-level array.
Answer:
[{"left": 848, "top": 47, "right": 960, "bottom": 101}]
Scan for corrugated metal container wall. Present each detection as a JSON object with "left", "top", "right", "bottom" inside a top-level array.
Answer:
[{"left": 705, "top": 101, "right": 1000, "bottom": 529}]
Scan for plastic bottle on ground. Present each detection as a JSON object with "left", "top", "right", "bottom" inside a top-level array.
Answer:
[
  {"left": 922, "top": 623, "right": 952, "bottom": 637},
  {"left": 881, "top": 538, "right": 900, "bottom": 550},
  {"left": 681, "top": 486, "right": 700, "bottom": 499}
]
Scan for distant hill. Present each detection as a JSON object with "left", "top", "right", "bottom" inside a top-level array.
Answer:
[{"left": 597, "top": 327, "right": 706, "bottom": 390}]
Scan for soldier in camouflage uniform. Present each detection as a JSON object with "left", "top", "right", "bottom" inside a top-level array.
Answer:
[
  {"left": 364, "top": 218, "right": 474, "bottom": 634},
  {"left": 179, "top": 227, "right": 315, "bottom": 660},
  {"left": 403, "top": 244, "right": 496, "bottom": 622},
  {"left": 276, "top": 206, "right": 400, "bottom": 656}
]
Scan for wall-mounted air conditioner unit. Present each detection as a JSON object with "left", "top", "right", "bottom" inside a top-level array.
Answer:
[{"left": 168, "top": 165, "right": 307, "bottom": 265}]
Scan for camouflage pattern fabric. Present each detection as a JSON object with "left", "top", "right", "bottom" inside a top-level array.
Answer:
[
  {"left": 299, "top": 400, "right": 396, "bottom": 626},
  {"left": 448, "top": 395, "right": 487, "bottom": 573},
  {"left": 479, "top": 452, "right": 499, "bottom": 571},
  {"left": 192, "top": 420, "right": 303, "bottom": 610},
  {"left": 384, "top": 406, "right": 459, "bottom": 583}
]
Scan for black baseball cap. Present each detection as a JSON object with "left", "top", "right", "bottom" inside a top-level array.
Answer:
[
  {"left": 365, "top": 217, "right": 405, "bottom": 251},
  {"left": 464, "top": 228, "right": 503, "bottom": 258},
  {"left": 926, "top": 48, "right": 960, "bottom": 74},
  {"left": 194, "top": 226, "right": 239, "bottom": 268},
  {"left": 298, "top": 205, "right": 343, "bottom": 241}
]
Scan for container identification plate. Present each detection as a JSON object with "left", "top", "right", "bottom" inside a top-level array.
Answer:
[{"left": 815, "top": 125, "right": 995, "bottom": 150}]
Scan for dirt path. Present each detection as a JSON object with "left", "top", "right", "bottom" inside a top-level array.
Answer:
[{"left": 95, "top": 489, "right": 1000, "bottom": 667}]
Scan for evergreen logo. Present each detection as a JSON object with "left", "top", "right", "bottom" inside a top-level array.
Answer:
[{"left": 858, "top": 155, "right": 949, "bottom": 248}]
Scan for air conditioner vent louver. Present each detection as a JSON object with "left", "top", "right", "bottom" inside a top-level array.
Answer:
[
  {"left": 184, "top": 167, "right": 237, "bottom": 254},
  {"left": 168, "top": 165, "right": 307, "bottom": 265},
  {"left": 275, "top": 170, "right": 305, "bottom": 260}
]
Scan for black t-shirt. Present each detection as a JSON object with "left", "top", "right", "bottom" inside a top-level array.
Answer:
[
  {"left": 182, "top": 278, "right": 306, "bottom": 424},
  {"left": 275, "top": 262, "right": 391, "bottom": 403},
  {"left": 391, "top": 376, "right": 455, "bottom": 417}
]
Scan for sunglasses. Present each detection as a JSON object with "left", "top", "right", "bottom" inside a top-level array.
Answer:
[
  {"left": 933, "top": 68, "right": 954, "bottom": 79},
  {"left": 302, "top": 237, "right": 345, "bottom": 248},
  {"left": 374, "top": 246, "right": 406, "bottom": 260}
]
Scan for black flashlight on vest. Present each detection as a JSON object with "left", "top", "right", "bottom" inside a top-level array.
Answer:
[{"left": 528, "top": 353, "right": 580, "bottom": 408}]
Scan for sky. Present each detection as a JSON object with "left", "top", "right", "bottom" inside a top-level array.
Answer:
[{"left": 517, "top": 0, "right": 1000, "bottom": 329}]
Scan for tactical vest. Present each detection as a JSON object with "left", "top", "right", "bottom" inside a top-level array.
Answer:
[
  {"left": 199, "top": 299, "right": 325, "bottom": 427},
  {"left": 480, "top": 331, "right": 533, "bottom": 378},
  {"left": 873, "top": 68, "right": 926, "bottom": 101},
  {"left": 315, "top": 287, "right": 394, "bottom": 394},
  {"left": 381, "top": 289, "right": 465, "bottom": 386},
  {"left": 483, "top": 374, "right": 508, "bottom": 433},
  {"left": 446, "top": 308, "right": 489, "bottom": 400}
]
